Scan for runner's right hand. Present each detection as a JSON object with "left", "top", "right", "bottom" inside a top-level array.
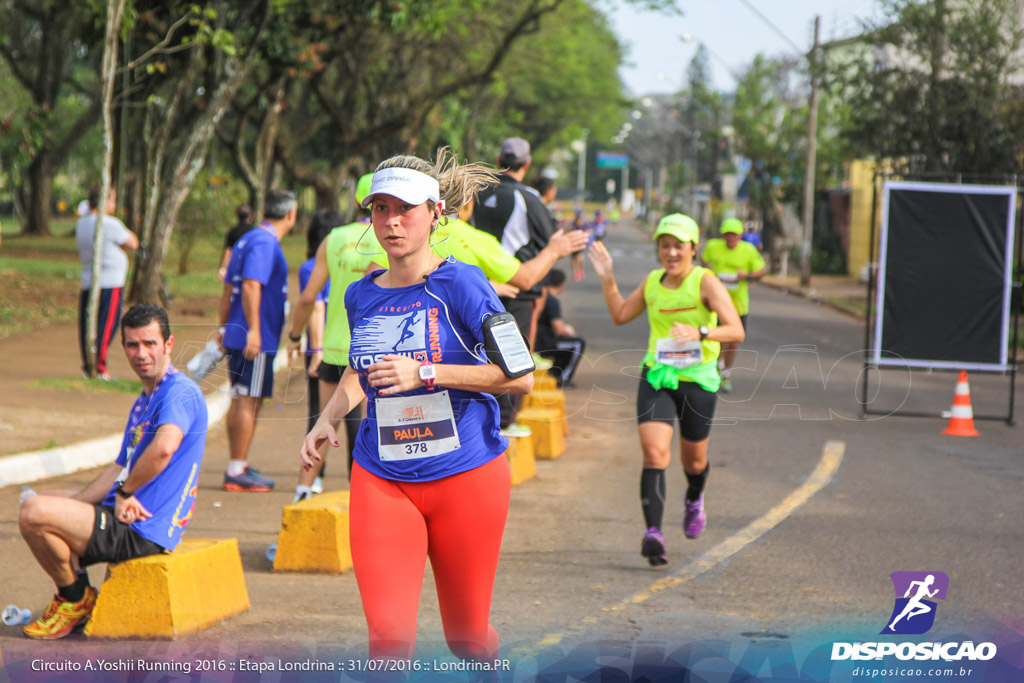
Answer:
[
  {"left": 588, "top": 241, "right": 614, "bottom": 280},
  {"left": 299, "top": 422, "right": 339, "bottom": 470}
]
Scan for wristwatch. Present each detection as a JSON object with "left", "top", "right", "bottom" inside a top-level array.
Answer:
[
  {"left": 115, "top": 482, "right": 134, "bottom": 499},
  {"left": 418, "top": 361, "right": 436, "bottom": 391},
  {"left": 698, "top": 325, "right": 710, "bottom": 341},
  {"left": 288, "top": 331, "right": 302, "bottom": 343}
]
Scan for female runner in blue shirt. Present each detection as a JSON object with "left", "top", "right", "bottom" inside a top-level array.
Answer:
[{"left": 299, "top": 149, "right": 533, "bottom": 664}]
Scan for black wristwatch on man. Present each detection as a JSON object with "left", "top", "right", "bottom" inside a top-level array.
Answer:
[
  {"left": 698, "top": 325, "right": 710, "bottom": 341},
  {"left": 115, "top": 482, "right": 134, "bottom": 499}
]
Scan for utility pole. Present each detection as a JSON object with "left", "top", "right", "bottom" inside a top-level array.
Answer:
[
  {"left": 576, "top": 128, "right": 589, "bottom": 202},
  {"left": 690, "top": 130, "right": 700, "bottom": 219},
  {"left": 800, "top": 15, "right": 820, "bottom": 288},
  {"left": 621, "top": 162, "right": 629, "bottom": 211}
]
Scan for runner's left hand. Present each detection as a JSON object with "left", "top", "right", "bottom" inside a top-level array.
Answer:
[{"left": 671, "top": 323, "right": 696, "bottom": 341}]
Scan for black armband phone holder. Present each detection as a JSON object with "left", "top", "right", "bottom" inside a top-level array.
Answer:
[{"left": 482, "top": 313, "right": 535, "bottom": 378}]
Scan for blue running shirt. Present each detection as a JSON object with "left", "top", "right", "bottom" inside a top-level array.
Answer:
[
  {"left": 299, "top": 257, "right": 330, "bottom": 307},
  {"left": 101, "top": 367, "right": 208, "bottom": 550},
  {"left": 346, "top": 260, "right": 508, "bottom": 481},
  {"left": 224, "top": 224, "right": 289, "bottom": 352}
]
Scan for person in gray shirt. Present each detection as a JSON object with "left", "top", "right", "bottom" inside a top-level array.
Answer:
[{"left": 75, "top": 185, "right": 139, "bottom": 379}]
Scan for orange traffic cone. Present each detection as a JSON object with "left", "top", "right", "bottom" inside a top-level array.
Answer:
[{"left": 942, "top": 371, "right": 980, "bottom": 437}]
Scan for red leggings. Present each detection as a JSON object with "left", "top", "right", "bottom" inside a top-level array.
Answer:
[{"left": 349, "top": 455, "right": 511, "bottom": 661}]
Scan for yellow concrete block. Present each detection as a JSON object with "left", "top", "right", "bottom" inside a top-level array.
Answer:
[
  {"left": 516, "top": 407, "right": 566, "bottom": 459},
  {"left": 533, "top": 369, "right": 558, "bottom": 392},
  {"left": 85, "top": 538, "right": 249, "bottom": 639},
  {"left": 523, "top": 389, "right": 567, "bottom": 435},
  {"left": 274, "top": 490, "right": 352, "bottom": 573},
  {"left": 505, "top": 434, "right": 536, "bottom": 486}
]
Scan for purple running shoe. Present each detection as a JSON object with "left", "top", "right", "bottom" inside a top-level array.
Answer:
[
  {"left": 684, "top": 494, "right": 706, "bottom": 539},
  {"left": 641, "top": 527, "right": 668, "bottom": 566}
]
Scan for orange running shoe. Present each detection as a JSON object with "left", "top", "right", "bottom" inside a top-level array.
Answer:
[{"left": 23, "top": 586, "right": 97, "bottom": 639}]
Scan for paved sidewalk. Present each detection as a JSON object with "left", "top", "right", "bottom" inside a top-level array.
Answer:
[{"left": 759, "top": 273, "right": 869, "bottom": 320}]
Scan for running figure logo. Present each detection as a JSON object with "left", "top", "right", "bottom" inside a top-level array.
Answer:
[
  {"left": 881, "top": 571, "right": 949, "bottom": 635},
  {"left": 394, "top": 311, "right": 419, "bottom": 351},
  {"left": 350, "top": 311, "right": 426, "bottom": 355}
]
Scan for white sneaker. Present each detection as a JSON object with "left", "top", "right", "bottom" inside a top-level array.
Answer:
[
  {"left": 311, "top": 476, "right": 323, "bottom": 494},
  {"left": 500, "top": 423, "right": 532, "bottom": 438}
]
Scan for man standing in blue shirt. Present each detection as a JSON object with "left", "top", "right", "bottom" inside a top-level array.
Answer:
[
  {"left": 218, "top": 189, "right": 297, "bottom": 491},
  {"left": 18, "top": 304, "right": 208, "bottom": 639}
]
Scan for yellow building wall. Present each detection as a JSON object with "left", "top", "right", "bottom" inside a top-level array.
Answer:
[{"left": 848, "top": 159, "right": 880, "bottom": 278}]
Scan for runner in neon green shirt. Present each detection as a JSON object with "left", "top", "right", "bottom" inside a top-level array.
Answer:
[
  {"left": 699, "top": 217, "right": 766, "bottom": 393},
  {"left": 589, "top": 214, "right": 743, "bottom": 567},
  {"left": 287, "top": 174, "right": 387, "bottom": 497},
  {"left": 434, "top": 197, "right": 587, "bottom": 297}
]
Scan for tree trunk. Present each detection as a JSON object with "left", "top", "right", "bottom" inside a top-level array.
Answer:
[
  {"left": 178, "top": 237, "right": 195, "bottom": 275},
  {"left": 24, "top": 159, "right": 53, "bottom": 236},
  {"left": 84, "top": 0, "right": 127, "bottom": 376},
  {"left": 314, "top": 184, "right": 341, "bottom": 212},
  {"left": 132, "top": 17, "right": 266, "bottom": 304}
]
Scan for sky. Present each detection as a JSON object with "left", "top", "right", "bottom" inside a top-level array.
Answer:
[{"left": 608, "top": 0, "right": 884, "bottom": 95}]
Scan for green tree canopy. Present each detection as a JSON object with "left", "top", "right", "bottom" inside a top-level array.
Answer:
[{"left": 835, "top": 0, "right": 1024, "bottom": 174}]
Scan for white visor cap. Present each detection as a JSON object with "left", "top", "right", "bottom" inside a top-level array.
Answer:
[{"left": 360, "top": 167, "right": 441, "bottom": 209}]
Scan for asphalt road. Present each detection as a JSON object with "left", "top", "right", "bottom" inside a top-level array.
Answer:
[{"left": 1, "top": 219, "right": 1021, "bottom": 679}]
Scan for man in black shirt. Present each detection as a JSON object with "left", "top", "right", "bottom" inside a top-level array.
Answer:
[{"left": 473, "top": 138, "right": 562, "bottom": 432}]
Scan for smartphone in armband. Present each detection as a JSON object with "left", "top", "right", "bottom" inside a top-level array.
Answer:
[{"left": 483, "top": 313, "right": 536, "bottom": 378}]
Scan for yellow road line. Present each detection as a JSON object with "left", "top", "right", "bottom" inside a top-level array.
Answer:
[{"left": 534, "top": 440, "right": 845, "bottom": 649}]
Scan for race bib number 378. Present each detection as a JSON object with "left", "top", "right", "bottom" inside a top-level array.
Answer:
[{"left": 375, "top": 390, "right": 461, "bottom": 461}]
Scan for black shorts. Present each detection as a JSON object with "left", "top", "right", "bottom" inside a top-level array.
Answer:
[
  {"left": 80, "top": 505, "right": 166, "bottom": 566},
  {"left": 226, "top": 349, "right": 275, "bottom": 398},
  {"left": 317, "top": 361, "right": 346, "bottom": 384},
  {"left": 739, "top": 314, "right": 748, "bottom": 331},
  {"left": 636, "top": 370, "right": 718, "bottom": 442}
]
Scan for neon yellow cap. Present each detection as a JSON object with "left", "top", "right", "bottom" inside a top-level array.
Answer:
[
  {"left": 355, "top": 173, "right": 374, "bottom": 207},
  {"left": 721, "top": 218, "right": 743, "bottom": 235},
  {"left": 653, "top": 213, "right": 699, "bottom": 244}
]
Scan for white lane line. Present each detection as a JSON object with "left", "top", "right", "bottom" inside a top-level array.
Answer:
[{"left": 534, "top": 439, "right": 846, "bottom": 649}]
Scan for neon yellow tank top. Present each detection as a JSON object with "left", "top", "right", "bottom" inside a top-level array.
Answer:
[
  {"left": 643, "top": 266, "right": 720, "bottom": 391},
  {"left": 324, "top": 222, "right": 385, "bottom": 365}
]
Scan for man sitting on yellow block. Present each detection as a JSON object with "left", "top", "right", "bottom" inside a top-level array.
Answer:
[
  {"left": 17, "top": 305, "right": 208, "bottom": 639},
  {"left": 700, "top": 218, "right": 766, "bottom": 393}
]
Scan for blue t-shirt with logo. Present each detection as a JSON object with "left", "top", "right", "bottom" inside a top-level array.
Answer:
[
  {"left": 101, "top": 367, "right": 208, "bottom": 551},
  {"left": 345, "top": 260, "right": 508, "bottom": 481},
  {"left": 224, "top": 224, "right": 289, "bottom": 352}
]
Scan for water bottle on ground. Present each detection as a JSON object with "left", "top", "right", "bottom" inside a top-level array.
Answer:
[
  {"left": 2, "top": 605, "right": 31, "bottom": 626},
  {"left": 19, "top": 486, "right": 37, "bottom": 503}
]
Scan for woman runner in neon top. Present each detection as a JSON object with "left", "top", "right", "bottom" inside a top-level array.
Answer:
[
  {"left": 299, "top": 149, "right": 533, "bottom": 663},
  {"left": 588, "top": 214, "right": 743, "bottom": 566}
]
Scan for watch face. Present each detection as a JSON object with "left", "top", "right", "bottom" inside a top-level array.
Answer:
[{"left": 419, "top": 364, "right": 437, "bottom": 380}]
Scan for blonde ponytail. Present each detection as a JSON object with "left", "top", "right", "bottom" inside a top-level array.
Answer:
[{"left": 374, "top": 147, "right": 498, "bottom": 216}]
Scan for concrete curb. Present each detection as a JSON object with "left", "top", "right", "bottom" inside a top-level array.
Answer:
[{"left": 0, "top": 352, "right": 289, "bottom": 489}]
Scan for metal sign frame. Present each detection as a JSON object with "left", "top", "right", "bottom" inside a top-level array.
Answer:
[{"left": 862, "top": 174, "right": 1021, "bottom": 424}]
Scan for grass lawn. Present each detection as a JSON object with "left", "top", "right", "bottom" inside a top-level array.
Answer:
[
  {"left": 0, "top": 215, "right": 309, "bottom": 339},
  {"left": 33, "top": 375, "right": 144, "bottom": 395}
]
